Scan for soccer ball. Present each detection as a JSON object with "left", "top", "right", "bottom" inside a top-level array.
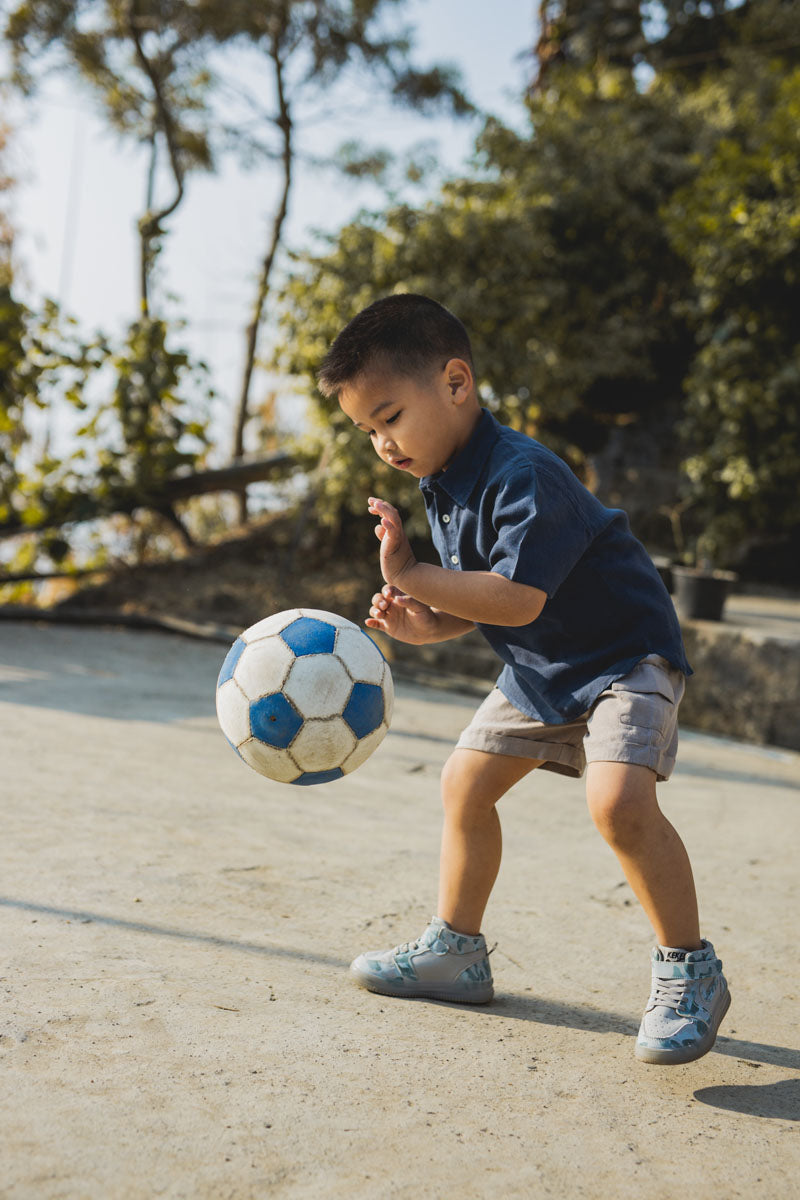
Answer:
[{"left": 215, "top": 608, "right": 394, "bottom": 786}]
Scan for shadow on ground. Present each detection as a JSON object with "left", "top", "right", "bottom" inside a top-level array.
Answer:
[
  {"left": 694, "top": 1078, "right": 800, "bottom": 1120},
  {"left": 4, "top": 894, "right": 798, "bottom": 1075}
]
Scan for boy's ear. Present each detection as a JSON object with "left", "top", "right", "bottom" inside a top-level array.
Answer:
[{"left": 444, "top": 357, "right": 473, "bottom": 403}]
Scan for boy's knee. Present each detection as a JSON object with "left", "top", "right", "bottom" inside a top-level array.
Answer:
[
  {"left": 441, "top": 751, "right": 473, "bottom": 803},
  {"left": 586, "top": 765, "right": 658, "bottom": 848},
  {"left": 588, "top": 792, "right": 642, "bottom": 843},
  {"left": 440, "top": 751, "right": 494, "bottom": 819}
]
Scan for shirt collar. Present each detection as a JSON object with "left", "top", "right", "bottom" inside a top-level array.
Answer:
[{"left": 419, "top": 408, "right": 501, "bottom": 506}]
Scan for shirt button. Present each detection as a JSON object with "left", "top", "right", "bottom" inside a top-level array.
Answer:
[
  {"left": 442, "top": 514, "right": 450, "bottom": 523},
  {"left": 450, "top": 554, "right": 459, "bottom": 565}
]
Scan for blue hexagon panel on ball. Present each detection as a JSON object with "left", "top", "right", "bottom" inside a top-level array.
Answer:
[{"left": 215, "top": 608, "right": 393, "bottom": 785}]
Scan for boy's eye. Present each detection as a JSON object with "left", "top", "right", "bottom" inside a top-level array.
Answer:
[{"left": 385, "top": 411, "right": 400, "bottom": 425}]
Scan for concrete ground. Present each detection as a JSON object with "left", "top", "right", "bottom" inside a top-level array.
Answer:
[{"left": 1, "top": 621, "right": 798, "bottom": 1200}]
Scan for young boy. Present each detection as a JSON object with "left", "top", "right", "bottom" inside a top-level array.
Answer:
[{"left": 317, "top": 293, "right": 730, "bottom": 1066}]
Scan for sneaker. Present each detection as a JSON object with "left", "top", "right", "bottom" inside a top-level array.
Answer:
[
  {"left": 349, "top": 916, "right": 494, "bottom": 1003},
  {"left": 636, "top": 940, "right": 730, "bottom": 1065}
]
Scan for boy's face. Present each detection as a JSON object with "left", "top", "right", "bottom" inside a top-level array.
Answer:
[{"left": 338, "top": 359, "right": 478, "bottom": 479}]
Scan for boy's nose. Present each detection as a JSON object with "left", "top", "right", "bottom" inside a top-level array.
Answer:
[{"left": 377, "top": 433, "right": 397, "bottom": 456}]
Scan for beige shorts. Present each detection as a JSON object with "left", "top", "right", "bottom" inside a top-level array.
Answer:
[{"left": 456, "top": 655, "right": 686, "bottom": 782}]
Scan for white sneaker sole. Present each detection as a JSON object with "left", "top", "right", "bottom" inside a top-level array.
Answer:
[{"left": 350, "top": 965, "right": 494, "bottom": 1005}]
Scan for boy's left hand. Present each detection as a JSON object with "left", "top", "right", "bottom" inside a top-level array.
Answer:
[{"left": 368, "top": 497, "right": 417, "bottom": 589}]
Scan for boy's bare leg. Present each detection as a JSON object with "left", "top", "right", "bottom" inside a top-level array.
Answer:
[
  {"left": 585, "top": 761, "right": 701, "bottom": 949},
  {"left": 437, "top": 748, "right": 542, "bottom": 936}
]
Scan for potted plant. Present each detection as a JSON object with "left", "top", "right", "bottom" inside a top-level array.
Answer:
[
  {"left": 671, "top": 557, "right": 738, "bottom": 623},
  {"left": 661, "top": 502, "right": 738, "bottom": 622}
]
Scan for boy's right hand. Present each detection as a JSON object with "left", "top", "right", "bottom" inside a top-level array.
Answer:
[{"left": 365, "top": 585, "right": 441, "bottom": 644}]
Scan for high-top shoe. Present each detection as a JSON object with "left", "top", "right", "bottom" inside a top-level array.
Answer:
[
  {"left": 636, "top": 940, "right": 730, "bottom": 1064},
  {"left": 350, "top": 916, "right": 493, "bottom": 1003}
]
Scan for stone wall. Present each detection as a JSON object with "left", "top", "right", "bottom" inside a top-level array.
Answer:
[{"left": 679, "top": 622, "right": 800, "bottom": 751}]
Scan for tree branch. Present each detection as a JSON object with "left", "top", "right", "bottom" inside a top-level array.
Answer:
[
  {"left": 127, "top": 0, "right": 186, "bottom": 313},
  {"left": 0, "top": 452, "right": 295, "bottom": 541},
  {"left": 128, "top": 0, "right": 185, "bottom": 227}
]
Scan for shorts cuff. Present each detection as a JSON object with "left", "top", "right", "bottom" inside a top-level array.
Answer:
[
  {"left": 455, "top": 729, "right": 585, "bottom": 779},
  {"left": 584, "top": 743, "right": 677, "bottom": 783}
]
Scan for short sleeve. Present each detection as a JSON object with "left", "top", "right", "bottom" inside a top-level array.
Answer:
[{"left": 487, "top": 465, "right": 595, "bottom": 597}]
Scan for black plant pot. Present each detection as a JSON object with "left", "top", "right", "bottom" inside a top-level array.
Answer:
[
  {"left": 651, "top": 557, "right": 674, "bottom": 594},
  {"left": 672, "top": 566, "right": 737, "bottom": 622}
]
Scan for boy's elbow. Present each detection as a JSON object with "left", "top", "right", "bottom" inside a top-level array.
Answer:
[
  {"left": 494, "top": 579, "right": 547, "bottom": 626},
  {"left": 505, "top": 603, "right": 545, "bottom": 627}
]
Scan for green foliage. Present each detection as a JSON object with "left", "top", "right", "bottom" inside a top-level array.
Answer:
[
  {"left": 0, "top": 286, "right": 32, "bottom": 522},
  {"left": 90, "top": 316, "right": 212, "bottom": 496},
  {"left": 0, "top": 287, "right": 211, "bottom": 565},
  {"left": 536, "top": 0, "right": 646, "bottom": 78},
  {"left": 0, "top": 123, "right": 13, "bottom": 281},
  {"left": 663, "top": 63, "right": 800, "bottom": 564},
  {"left": 0, "top": 288, "right": 105, "bottom": 533},
  {"left": 644, "top": 0, "right": 800, "bottom": 77}
]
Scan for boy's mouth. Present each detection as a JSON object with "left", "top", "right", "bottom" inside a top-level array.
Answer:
[{"left": 391, "top": 456, "right": 412, "bottom": 469}]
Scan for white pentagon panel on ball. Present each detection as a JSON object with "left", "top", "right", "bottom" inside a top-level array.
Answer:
[
  {"left": 233, "top": 636, "right": 295, "bottom": 700},
  {"left": 240, "top": 610, "right": 299, "bottom": 643},
  {"left": 216, "top": 679, "right": 252, "bottom": 747},
  {"left": 237, "top": 737, "right": 300, "bottom": 783},
  {"left": 341, "top": 722, "right": 389, "bottom": 775},
  {"left": 290, "top": 718, "right": 357, "bottom": 773},
  {"left": 283, "top": 654, "right": 353, "bottom": 719},
  {"left": 334, "top": 626, "right": 386, "bottom": 684},
  {"left": 297, "top": 608, "right": 357, "bottom": 630}
]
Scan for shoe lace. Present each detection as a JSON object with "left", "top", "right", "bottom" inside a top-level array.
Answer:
[
  {"left": 392, "top": 937, "right": 496, "bottom": 957},
  {"left": 651, "top": 977, "right": 691, "bottom": 1010},
  {"left": 394, "top": 938, "right": 422, "bottom": 956}
]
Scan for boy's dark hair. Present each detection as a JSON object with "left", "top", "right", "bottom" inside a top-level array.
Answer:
[{"left": 317, "top": 293, "right": 474, "bottom": 397}]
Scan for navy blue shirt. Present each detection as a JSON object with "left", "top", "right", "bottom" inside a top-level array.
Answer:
[{"left": 419, "top": 409, "right": 691, "bottom": 724}]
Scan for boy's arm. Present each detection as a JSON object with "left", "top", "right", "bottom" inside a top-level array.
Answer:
[{"left": 369, "top": 497, "right": 547, "bottom": 627}]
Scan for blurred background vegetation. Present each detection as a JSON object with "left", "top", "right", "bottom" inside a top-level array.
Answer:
[{"left": 2, "top": 0, "right": 799, "bottom": 610}]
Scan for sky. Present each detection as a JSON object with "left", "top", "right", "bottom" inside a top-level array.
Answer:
[{"left": 7, "top": 1, "right": 537, "bottom": 454}]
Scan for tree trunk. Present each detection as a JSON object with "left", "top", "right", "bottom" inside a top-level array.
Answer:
[{"left": 232, "top": 28, "right": 294, "bottom": 524}]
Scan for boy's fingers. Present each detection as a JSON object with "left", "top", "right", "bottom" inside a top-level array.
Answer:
[
  {"left": 369, "top": 496, "right": 400, "bottom": 521},
  {"left": 393, "top": 594, "right": 426, "bottom": 612},
  {"left": 380, "top": 586, "right": 421, "bottom": 610}
]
